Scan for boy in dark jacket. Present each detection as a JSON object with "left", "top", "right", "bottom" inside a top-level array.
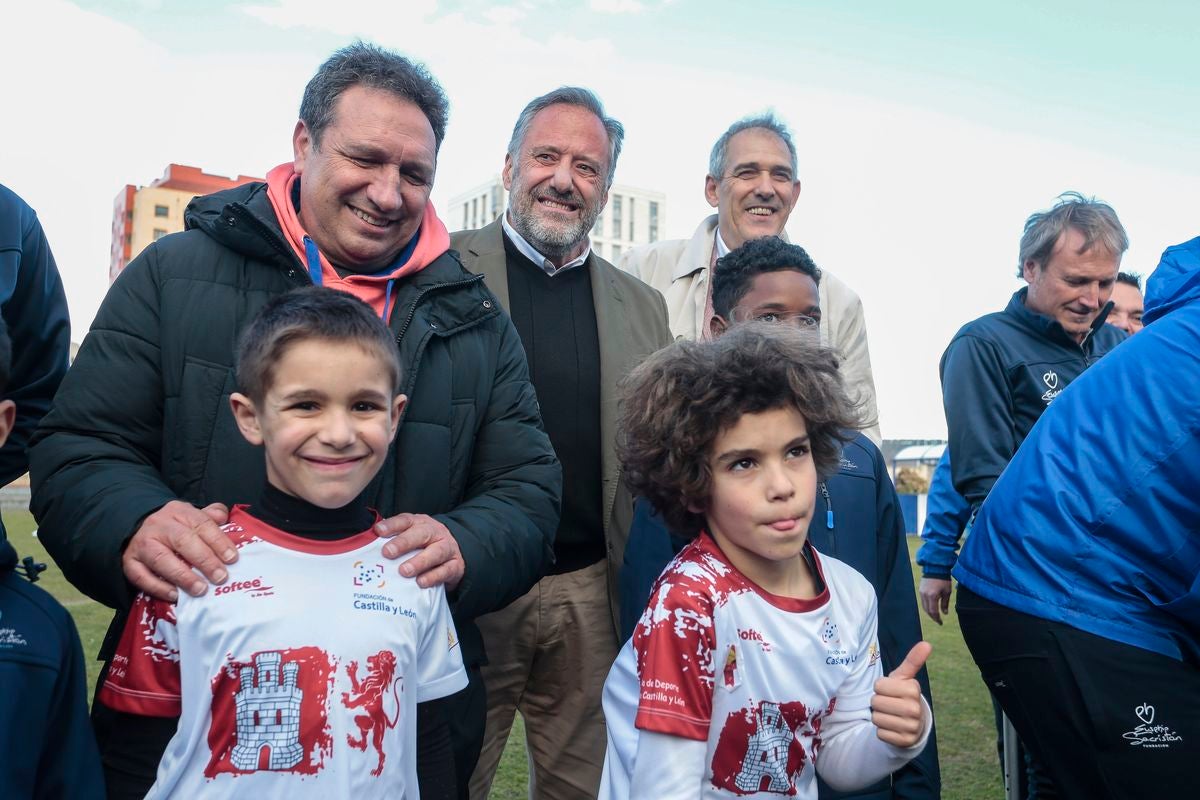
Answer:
[
  {"left": 0, "top": 319, "right": 105, "bottom": 799},
  {"left": 619, "top": 237, "right": 940, "bottom": 799}
]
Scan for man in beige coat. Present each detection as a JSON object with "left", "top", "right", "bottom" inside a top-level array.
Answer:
[
  {"left": 451, "top": 87, "right": 671, "bottom": 799},
  {"left": 620, "top": 113, "right": 882, "bottom": 443}
]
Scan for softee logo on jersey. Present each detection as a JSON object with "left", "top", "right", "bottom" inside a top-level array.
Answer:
[
  {"left": 214, "top": 577, "right": 274, "bottom": 598},
  {"left": 737, "top": 627, "right": 773, "bottom": 652}
]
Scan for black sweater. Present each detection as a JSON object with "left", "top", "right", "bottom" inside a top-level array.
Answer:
[{"left": 503, "top": 234, "right": 605, "bottom": 573}]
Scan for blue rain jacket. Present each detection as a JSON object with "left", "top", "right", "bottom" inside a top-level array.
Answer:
[
  {"left": 954, "top": 237, "right": 1200, "bottom": 662},
  {"left": 915, "top": 451, "right": 972, "bottom": 579}
]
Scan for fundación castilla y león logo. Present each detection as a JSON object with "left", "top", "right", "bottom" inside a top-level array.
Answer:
[{"left": 1122, "top": 703, "right": 1183, "bottom": 748}]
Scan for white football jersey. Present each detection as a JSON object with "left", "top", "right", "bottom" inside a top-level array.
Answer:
[
  {"left": 601, "top": 533, "right": 885, "bottom": 799},
  {"left": 100, "top": 506, "right": 467, "bottom": 799}
]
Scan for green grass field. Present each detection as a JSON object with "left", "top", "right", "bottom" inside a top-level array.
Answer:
[{"left": 3, "top": 508, "right": 1001, "bottom": 799}]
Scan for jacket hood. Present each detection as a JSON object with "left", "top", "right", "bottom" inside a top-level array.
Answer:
[
  {"left": 185, "top": 181, "right": 271, "bottom": 231},
  {"left": 184, "top": 182, "right": 300, "bottom": 273},
  {"left": 1144, "top": 236, "right": 1200, "bottom": 325}
]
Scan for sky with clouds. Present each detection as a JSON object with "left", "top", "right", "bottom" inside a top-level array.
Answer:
[{"left": 2, "top": 0, "right": 1197, "bottom": 436}]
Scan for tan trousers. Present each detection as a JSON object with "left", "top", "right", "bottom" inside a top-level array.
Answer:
[{"left": 469, "top": 558, "right": 619, "bottom": 799}]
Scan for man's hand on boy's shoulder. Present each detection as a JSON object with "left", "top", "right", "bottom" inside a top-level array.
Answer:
[
  {"left": 122, "top": 500, "right": 235, "bottom": 602},
  {"left": 377, "top": 514, "right": 465, "bottom": 591},
  {"left": 871, "top": 641, "right": 932, "bottom": 749}
]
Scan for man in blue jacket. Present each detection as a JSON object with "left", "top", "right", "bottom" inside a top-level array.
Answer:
[
  {"left": 955, "top": 235, "right": 1200, "bottom": 797},
  {"left": 620, "top": 236, "right": 939, "bottom": 799},
  {"left": 924, "top": 192, "right": 1128, "bottom": 618},
  {"left": 928, "top": 192, "right": 1129, "bottom": 798}
]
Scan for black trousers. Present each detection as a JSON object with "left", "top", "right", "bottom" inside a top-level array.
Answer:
[{"left": 958, "top": 585, "right": 1200, "bottom": 800}]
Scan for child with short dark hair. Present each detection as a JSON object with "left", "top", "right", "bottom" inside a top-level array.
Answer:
[
  {"left": 601, "top": 324, "right": 932, "bottom": 799},
  {"left": 0, "top": 318, "right": 105, "bottom": 799},
  {"left": 708, "top": 235, "right": 823, "bottom": 337},
  {"left": 99, "top": 287, "right": 466, "bottom": 798}
]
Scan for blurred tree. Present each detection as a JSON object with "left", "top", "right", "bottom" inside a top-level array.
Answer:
[{"left": 895, "top": 467, "right": 930, "bottom": 495}]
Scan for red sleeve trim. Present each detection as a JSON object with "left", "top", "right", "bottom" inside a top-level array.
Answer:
[
  {"left": 636, "top": 708, "right": 710, "bottom": 741},
  {"left": 97, "top": 682, "right": 182, "bottom": 717}
]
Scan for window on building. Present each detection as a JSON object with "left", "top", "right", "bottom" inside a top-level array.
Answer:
[
  {"left": 471, "top": 198, "right": 478, "bottom": 229},
  {"left": 152, "top": 228, "right": 168, "bottom": 241},
  {"left": 154, "top": 204, "right": 169, "bottom": 218},
  {"left": 612, "top": 244, "right": 622, "bottom": 260},
  {"left": 649, "top": 201, "right": 659, "bottom": 243},
  {"left": 628, "top": 197, "right": 635, "bottom": 241},
  {"left": 490, "top": 185, "right": 503, "bottom": 221},
  {"left": 611, "top": 196, "right": 623, "bottom": 239}
]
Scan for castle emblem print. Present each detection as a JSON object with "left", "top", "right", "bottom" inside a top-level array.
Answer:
[
  {"left": 205, "top": 647, "right": 336, "bottom": 778},
  {"left": 710, "top": 699, "right": 827, "bottom": 795}
]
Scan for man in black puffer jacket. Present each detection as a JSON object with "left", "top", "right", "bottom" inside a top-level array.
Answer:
[{"left": 28, "top": 43, "right": 560, "bottom": 799}]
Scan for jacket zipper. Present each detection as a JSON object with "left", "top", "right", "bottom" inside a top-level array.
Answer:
[
  {"left": 394, "top": 274, "right": 487, "bottom": 345},
  {"left": 820, "top": 482, "right": 835, "bottom": 555},
  {"left": 227, "top": 205, "right": 310, "bottom": 285}
]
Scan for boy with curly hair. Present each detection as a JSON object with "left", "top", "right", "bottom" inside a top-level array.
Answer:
[{"left": 600, "top": 324, "right": 932, "bottom": 799}]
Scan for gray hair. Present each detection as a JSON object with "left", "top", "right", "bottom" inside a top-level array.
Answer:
[
  {"left": 299, "top": 41, "right": 450, "bottom": 152},
  {"left": 506, "top": 87, "right": 624, "bottom": 188},
  {"left": 709, "top": 112, "right": 798, "bottom": 178},
  {"left": 1017, "top": 191, "right": 1128, "bottom": 277}
]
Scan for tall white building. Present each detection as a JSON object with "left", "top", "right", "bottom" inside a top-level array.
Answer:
[{"left": 447, "top": 176, "right": 666, "bottom": 263}]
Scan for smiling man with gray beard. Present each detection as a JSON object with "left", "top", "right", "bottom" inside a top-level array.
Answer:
[{"left": 450, "top": 87, "right": 671, "bottom": 799}]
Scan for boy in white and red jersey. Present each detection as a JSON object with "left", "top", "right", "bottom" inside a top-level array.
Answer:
[
  {"left": 601, "top": 324, "right": 932, "bottom": 799},
  {"left": 98, "top": 287, "right": 467, "bottom": 798}
]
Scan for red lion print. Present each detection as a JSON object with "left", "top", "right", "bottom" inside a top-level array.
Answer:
[{"left": 341, "top": 650, "right": 401, "bottom": 776}]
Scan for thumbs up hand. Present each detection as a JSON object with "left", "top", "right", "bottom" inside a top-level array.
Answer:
[{"left": 871, "top": 642, "right": 932, "bottom": 748}]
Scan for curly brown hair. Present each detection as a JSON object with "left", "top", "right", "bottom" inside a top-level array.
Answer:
[{"left": 618, "top": 323, "right": 861, "bottom": 536}]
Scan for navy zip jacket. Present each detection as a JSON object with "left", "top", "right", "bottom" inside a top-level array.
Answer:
[
  {"left": 620, "top": 434, "right": 940, "bottom": 799},
  {"left": 0, "top": 535, "right": 104, "bottom": 799},
  {"left": 940, "top": 287, "right": 1125, "bottom": 509},
  {"left": 956, "top": 236, "right": 1200, "bottom": 662}
]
